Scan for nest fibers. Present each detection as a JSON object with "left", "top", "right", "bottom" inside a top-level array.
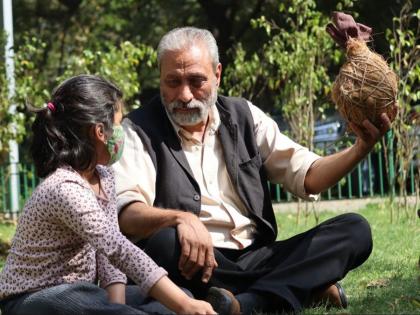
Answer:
[{"left": 332, "top": 38, "right": 398, "bottom": 132}]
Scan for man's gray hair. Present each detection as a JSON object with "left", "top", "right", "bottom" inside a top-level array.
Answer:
[{"left": 157, "top": 27, "right": 220, "bottom": 71}]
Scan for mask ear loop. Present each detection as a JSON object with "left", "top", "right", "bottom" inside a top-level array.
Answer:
[{"left": 102, "top": 124, "right": 115, "bottom": 145}]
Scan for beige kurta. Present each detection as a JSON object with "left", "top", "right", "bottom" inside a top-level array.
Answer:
[{"left": 113, "top": 101, "right": 321, "bottom": 249}]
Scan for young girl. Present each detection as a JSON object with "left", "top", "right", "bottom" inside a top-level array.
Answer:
[{"left": 0, "top": 75, "right": 215, "bottom": 315}]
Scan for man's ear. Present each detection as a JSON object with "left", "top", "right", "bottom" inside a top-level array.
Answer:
[{"left": 215, "top": 63, "right": 222, "bottom": 87}]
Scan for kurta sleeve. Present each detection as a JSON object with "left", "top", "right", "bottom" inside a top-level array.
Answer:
[
  {"left": 248, "top": 101, "right": 321, "bottom": 201},
  {"left": 112, "top": 120, "right": 157, "bottom": 213}
]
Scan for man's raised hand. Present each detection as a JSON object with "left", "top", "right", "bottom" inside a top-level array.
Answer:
[{"left": 350, "top": 111, "right": 393, "bottom": 157}]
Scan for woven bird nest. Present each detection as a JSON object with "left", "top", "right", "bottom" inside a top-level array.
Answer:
[{"left": 332, "top": 38, "right": 398, "bottom": 132}]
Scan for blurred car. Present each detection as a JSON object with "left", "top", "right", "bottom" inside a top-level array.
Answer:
[{"left": 314, "top": 119, "right": 346, "bottom": 152}]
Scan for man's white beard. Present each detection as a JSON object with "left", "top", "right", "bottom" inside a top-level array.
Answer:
[{"left": 162, "top": 87, "right": 218, "bottom": 126}]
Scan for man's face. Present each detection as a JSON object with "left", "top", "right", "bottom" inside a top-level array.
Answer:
[{"left": 160, "top": 44, "right": 221, "bottom": 127}]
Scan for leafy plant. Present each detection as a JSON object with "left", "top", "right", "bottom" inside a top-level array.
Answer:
[
  {"left": 225, "top": 0, "right": 346, "bottom": 150},
  {"left": 1, "top": 35, "right": 57, "bottom": 160},
  {"left": 385, "top": 0, "right": 420, "bottom": 220},
  {"left": 57, "top": 41, "right": 157, "bottom": 110}
]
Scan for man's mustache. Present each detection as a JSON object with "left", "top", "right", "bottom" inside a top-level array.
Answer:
[{"left": 172, "top": 100, "right": 203, "bottom": 110}]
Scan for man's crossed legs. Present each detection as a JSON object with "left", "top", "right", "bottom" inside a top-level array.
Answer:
[{"left": 137, "top": 213, "right": 372, "bottom": 314}]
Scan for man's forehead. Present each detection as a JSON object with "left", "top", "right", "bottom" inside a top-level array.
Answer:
[{"left": 160, "top": 45, "right": 213, "bottom": 73}]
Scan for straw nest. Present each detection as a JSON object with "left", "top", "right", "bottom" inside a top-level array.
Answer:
[{"left": 332, "top": 38, "right": 398, "bottom": 132}]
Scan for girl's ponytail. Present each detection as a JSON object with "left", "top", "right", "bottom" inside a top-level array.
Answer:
[{"left": 28, "top": 75, "right": 123, "bottom": 178}]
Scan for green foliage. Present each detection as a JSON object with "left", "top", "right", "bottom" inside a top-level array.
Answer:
[
  {"left": 384, "top": 1, "right": 420, "bottom": 217},
  {"left": 58, "top": 41, "right": 157, "bottom": 110},
  {"left": 0, "top": 0, "right": 417, "bottom": 163},
  {"left": 1, "top": 35, "right": 59, "bottom": 156},
  {"left": 14, "top": 36, "right": 50, "bottom": 108},
  {"left": 12, "top": 35, "right": 51, "bottom": 151},
  {"left": 0, "top": 35, "right": 156, "bottom": 158},
  {"left": 386, "top": 3, "right": 420, "bottom": 108},
  {"left": 221, "top": 43, "right": 268, "bottom": 100},
  {"left": 0, "top": 33, "right": 12, "bottom": 154},
  {"left": 224, "top": 0, "right": 346, "bottom": 149}
]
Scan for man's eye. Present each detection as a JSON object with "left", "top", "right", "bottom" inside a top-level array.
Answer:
[
  {"left": 190, "top": 78, "right": 206, "bottom": 88},
  {"left": 166, "top": 79, "right": 180, "bottom": 87}
]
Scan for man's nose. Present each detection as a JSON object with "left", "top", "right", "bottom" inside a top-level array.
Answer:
[{"left": 178, "top": 84, "right": 193, "bottom": 103}]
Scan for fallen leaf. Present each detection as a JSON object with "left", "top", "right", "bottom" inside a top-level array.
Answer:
[{"left": 366, "top": 278, "right": 390, "bottom": 289}]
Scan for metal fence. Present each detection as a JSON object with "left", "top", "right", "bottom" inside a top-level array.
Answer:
[
  {"left": 0, "top": 163, "right": 40, "bottom": 218},
  {"left": 0, "top": 148, "right": 418, "bottom": 217},
  {"left": 267, "top": 149, "right": 418, "bottom": 202}
]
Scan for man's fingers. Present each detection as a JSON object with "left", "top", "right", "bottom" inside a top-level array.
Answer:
[
  {"left": 201, "top": 265, "right": 214, "bottom": 283},
  {"left": 176, "top": 215, "right": 216, "bottom": 281},
  {"left": 361, "top": 119, "right": 380, "bottom": 139},
  {"left": 378, "top": 113, "right": 392, "bottom": 134},
  {"left": 201, "top": 259, "right": 216, "bottom": 283},
  {"left": 349, "top": 122, "right": 367, "bottom": 140},
  {"left": 181, "top": 244, "right": 199, "bottom": 279},
  {"left": 182, "top": 245, "right": 215, "bottom": 281},
  {"left": 178, "top": 240, "right": 191, "bottom": 270},
  {"left": 196, "top": 246, "right": 206, "bottom": 270},
  {"left": 201, "top": 248, "right": 216, "bottom": 283}
]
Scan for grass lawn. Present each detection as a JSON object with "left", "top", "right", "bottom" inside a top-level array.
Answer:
[
  {"left": 276, "top": 202, "right": 419, "bottom": 314},
  {"left": 0, "top": 202, "right": 418, "bottom": 314}
]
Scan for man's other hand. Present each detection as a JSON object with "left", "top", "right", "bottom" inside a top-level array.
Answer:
[{"left": 176, "top": 212, "right": 218, "bottom": 283}]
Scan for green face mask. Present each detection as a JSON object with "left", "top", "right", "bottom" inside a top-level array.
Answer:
[{"left": 106, "top": 125, "right": 125, "bottom": 165}]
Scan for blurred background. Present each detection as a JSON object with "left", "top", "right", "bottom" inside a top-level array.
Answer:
[{"left": 0, "top": 0, "right": 419, "bottom": 217}]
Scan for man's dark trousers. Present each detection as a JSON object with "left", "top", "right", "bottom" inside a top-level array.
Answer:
[{"left": 138, "top": 212, "right": 372, "bottom": 312}]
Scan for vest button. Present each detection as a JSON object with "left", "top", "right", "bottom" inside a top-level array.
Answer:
[{"left": 193, "top": 194, "right": 200, "bottom": 201}]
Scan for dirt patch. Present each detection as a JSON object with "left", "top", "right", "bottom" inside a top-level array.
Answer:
[{"left": 273, "top": 196, "right": 418, "bottom": 213}]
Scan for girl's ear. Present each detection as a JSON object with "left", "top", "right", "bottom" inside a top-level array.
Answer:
[{"left": 92, "top": 123, "right": 106, "bottom": 143}]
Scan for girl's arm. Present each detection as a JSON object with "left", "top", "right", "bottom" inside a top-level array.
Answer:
[
  {"left": 54, "top": 180, "right": 213, "bottom": 314},
  {"left": 106, "top": 282, "right": 126, "bottom": 304}
]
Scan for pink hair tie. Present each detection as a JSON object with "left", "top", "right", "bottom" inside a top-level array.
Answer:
[{"left": 47, "top": 102, "right": 56, "bottom": 112}]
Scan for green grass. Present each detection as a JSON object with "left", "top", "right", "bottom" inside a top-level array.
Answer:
[
  {"left": 0, "top": 203, "right": 418, "bottom": 314},
  {"left": 0, "top": 221, "right": 16, "bottom": 269},
  {"left": 276, "top": 203, "right": 420, "bottom": 314}
]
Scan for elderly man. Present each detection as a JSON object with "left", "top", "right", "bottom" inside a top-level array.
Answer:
[{"left": 113, "top": 27, "right": 391, "bottom": 315}]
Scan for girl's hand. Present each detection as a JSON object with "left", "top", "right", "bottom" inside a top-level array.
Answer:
[
  {"left": 149, "top": 276, "right": 215, "bottom": 314},
  {"left": 177, "top": 297, "right": 215, "bottom": 315}
]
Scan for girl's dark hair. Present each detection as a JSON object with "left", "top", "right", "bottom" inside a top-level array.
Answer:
[{"left": 30, "top": 74, "right": 123, "bottom": 178}]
